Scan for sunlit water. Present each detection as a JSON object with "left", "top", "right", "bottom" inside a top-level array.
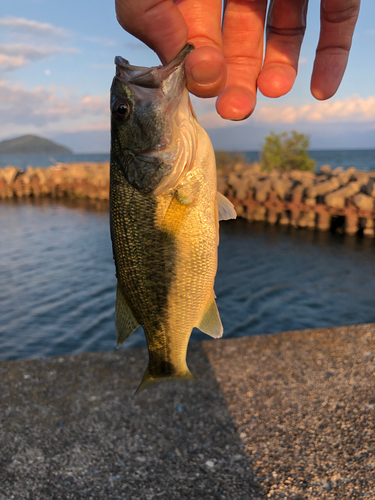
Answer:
[{"left": 1, "top": 198, "right": 375, "bottom": 361}]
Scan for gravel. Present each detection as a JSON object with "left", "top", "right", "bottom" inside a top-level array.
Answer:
[{"left": 1, "top": 323, "right": 375, "bottom": 499}]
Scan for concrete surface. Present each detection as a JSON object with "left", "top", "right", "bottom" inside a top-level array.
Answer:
[{"left": 1, "top": 323, "right": 375, "bottom": 499}]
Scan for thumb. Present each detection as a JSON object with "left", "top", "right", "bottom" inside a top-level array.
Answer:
[{"left": 115, "top": 0, "right": 188, "bottom": 64}]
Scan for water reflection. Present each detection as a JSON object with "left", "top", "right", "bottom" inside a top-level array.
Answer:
[{"left": 1, "top": 200, "right": 375, "bottom": 361}]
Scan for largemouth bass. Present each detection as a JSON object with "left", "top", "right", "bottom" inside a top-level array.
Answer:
[{"left": 110, "top": 44, "right": 236, "bottom": 392}]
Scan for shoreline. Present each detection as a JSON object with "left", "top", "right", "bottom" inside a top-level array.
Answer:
[{"left": 1, "top": 323, "right": 375, "bottom": 498}]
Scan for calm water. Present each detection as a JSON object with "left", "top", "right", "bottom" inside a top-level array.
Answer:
[
  {"left": 243, "top": 149, "right": 375, "bottom": 172},
  {"left": 1, "top": 149, "right": 374, "bottom": 172},
  {"left": 1, "top": 198, "right": 375, "bottom": 361},
  {"left": 0, "top": 153, "right": 110, "bottom": 170}
]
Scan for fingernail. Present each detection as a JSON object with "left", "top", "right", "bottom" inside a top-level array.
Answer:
[{"left": 190, "top": 62, "right": 222, "bottom": 86}]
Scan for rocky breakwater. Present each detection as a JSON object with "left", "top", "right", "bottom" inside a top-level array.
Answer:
[
  {"left": 0, "top": 162, "right": 110, "bottom": 201},
  {"left": 2, "top": 160, "right": 375, "bottom": 236},
  {"left": 218, "top": 163, "right": 375, "bottom": 237}
]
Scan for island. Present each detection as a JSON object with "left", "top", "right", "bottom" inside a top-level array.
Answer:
[{"left": 0, "top": 135, "right": 72, "bottom": 155}]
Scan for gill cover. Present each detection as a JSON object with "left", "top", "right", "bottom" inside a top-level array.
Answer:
[{"left": 110, "top": 44, "right": 198, "bottom": 195}]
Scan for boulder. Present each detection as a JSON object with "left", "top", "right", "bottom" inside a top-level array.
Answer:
[
  {"left": 352, "top": 193, "right": 374, "bottom": 211},
  {"left": 289, "top": 170, "right": 315, "bottom": 182},
  {"left": 271, "top": 177, "right": 293, "bottom": 200},
  {"left": 319, "top": 164, "right": 332, "bottom": 174},
  {"left": 234, "top": 203, "right": 244, "bottom": 217},
  {"left": 307, "top": 177, "right": 341, "bottom": 198},
  {"left": 244, "top": 162, "right": 261, "bottom": 174},
  {"left": 0, "top": 178, "right": 13, "bottom": 198},
  {"left": 317, "top": 212, "right": 331, "bottom": 231},
  {"left": 361, "top": 178, "right": 375, "bottom": 197},
  {"left": 351, "top": 171, "right": 370, "bottom": 185},
  {"left": 0, "top": 165, "right": 22, "bottom": 185},
  {"left": 331, "top": 167, "right": 343, "bottom": 174},
  {"left": 364, "top": 219, "right": 375, "bottom": 237},
  {"left": 227, "top": 172, "right": 249, "bottom": 201},
  {"left": 279, "top": 211, "right": 290, "bottom": 225},
  {"left": 252, "top": 205, "right": 267, "bottom": 221},
  {"left": 298, "top": 211, "right": 316, "bottom": 229},
  {"left": 244, "top": 172, "right": 261, "bottom": 190},
  {"left": 304, "top": 197, "right": 316, "bottom": 206},
  {"left": 217, "top": 174, "right": 228, "bottom": 195},
  {"left": 291, "top": 182, "right": 305, "bottom": 196},
  {"left": 325, "top": 182, "right": 360, "bottom": 208},
  {"left": 254, "top": 178, "right": 272, "bottom": 203},
  {"left": 337, "top": 167, "right": 356, "bottom": 186},
  {"left": 233, "top": 163, "right": 244, "bottom": 173}
]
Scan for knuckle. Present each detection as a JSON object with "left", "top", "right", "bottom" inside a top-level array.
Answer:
[
  {"left": 322, "top": 3, "right": 360, "bottom": 24},
  {"left": 266, "top": 25, "right": 306, "bottom": 38}
]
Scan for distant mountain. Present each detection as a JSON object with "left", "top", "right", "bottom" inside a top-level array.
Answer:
[{"left": 0, "top": 135, "right": 73, "bottom": 155}]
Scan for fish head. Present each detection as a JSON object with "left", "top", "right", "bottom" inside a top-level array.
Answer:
[{"left": 110, "top": 44, "right": 198, "bottom": 195}]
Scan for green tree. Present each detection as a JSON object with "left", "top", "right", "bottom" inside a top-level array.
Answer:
[
  {"left": 260, "top": 131, "right": 316, "bottom": 172},
  {"left": 215, "top": 151, "right": 247, "bottom": 171}
]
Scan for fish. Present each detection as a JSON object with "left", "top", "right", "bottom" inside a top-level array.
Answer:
[{"left": 110, "top": 44, "right": 236, "bottom": 392}]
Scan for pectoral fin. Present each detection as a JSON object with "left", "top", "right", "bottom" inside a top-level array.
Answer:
[
  {"left": 115, "top": 283, "right": 139, "bottom": 347},
  {"left": 161, "top": 190, "right": 194, "bottom": 236},
  {"left": 217, "top": 192, "right": 237, "bottom": 220},
  {"left": 196, "top": 294, "right": 223, "bottom": 339}
]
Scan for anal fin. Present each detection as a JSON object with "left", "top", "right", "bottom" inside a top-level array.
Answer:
[
  {"left": 115, "top": 283, "right": 139, "bottom": 347},
  {"left": 196, "top": 293, "right": 223, "bottom": 339},
  {"left": 217, "top": 192, "right": 237, "bottom": 220}
]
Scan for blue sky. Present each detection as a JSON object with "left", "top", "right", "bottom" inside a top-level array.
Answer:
[{"left": 0, "top": 0, "right": 374, "bottom": 152}]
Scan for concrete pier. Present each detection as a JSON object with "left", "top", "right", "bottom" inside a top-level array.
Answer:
[{"left": 1, "top": 324, "right": 375, "bottom": 499}]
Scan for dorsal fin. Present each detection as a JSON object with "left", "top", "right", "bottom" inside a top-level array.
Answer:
[
  {"left": 216, "top": 192, "right": 237, "bottom": 220},
  {"left": 196, "top": 293, "right": 223, "bottom": 338},
  {"left": 115, "top": 283, "right": 139, "bottom": 347}
]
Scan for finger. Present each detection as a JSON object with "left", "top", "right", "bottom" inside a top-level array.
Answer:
[
  {"left": 216, "top": 0, "right": 268, "bottom": 121},
  {"left": 115, "top": 0, "right": 188, "bottom": 64},
  {"left": 176, "top": 0, "right": 227, "bottom": 98},
  {"left": 258, "top": 0, "right": 308, "bottom": 98},
  {"left": 311, "top": 0, "right": 360, "bottom": 100}
]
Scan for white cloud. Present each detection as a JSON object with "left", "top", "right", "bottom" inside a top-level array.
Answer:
[
  {"left": 0, "top": 80, "right": 109, "bottom": 138},
  {"left": 0, "top": 55, "right": 27, "bottom": 72},
  {"left": 0, "top": 43, "right": 78, "bottom": 58},
  {"left": 0, "top": 16, "right": 69, "bottom": 38},
  {"left": 253, "top": 95, "right": 375, "bottom": 124},
  {"left": 0, "top": 43, "right": 79, "bottom": 71},
  {"left": 197, "top": 95, "right": 375, "bottom": 129}
]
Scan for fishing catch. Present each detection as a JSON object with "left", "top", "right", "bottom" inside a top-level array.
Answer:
[{"left": 110, "top": 44, "right": 236, "bottom": 392}]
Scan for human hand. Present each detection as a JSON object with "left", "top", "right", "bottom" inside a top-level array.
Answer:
[{"left": 115, "top": 0, "right": 360, "bottom": 121}]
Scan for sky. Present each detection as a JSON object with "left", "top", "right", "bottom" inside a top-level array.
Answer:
[{"left": 0, "top": 0, "right": 374, "bottom": 152}]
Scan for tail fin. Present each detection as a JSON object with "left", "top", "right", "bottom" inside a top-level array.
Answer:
[{"left": 135, "top": 366, "right": 196, "bottom": 394}]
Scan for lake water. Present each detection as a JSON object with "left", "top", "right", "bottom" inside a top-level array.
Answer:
[
  {"left": 1, "top": 196, "right": 375, "bottom": 362},
  {"left": 1, "top": 149, "right": 374, "bottom": 172}
]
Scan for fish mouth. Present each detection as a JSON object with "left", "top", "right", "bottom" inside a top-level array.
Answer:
[{"left": 114, "top": 44, "right": 195, "bottom": 91}]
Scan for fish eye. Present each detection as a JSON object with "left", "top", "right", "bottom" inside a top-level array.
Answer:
[{"left": 113, "top": 99, "right": 131, "bottom": 121}]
